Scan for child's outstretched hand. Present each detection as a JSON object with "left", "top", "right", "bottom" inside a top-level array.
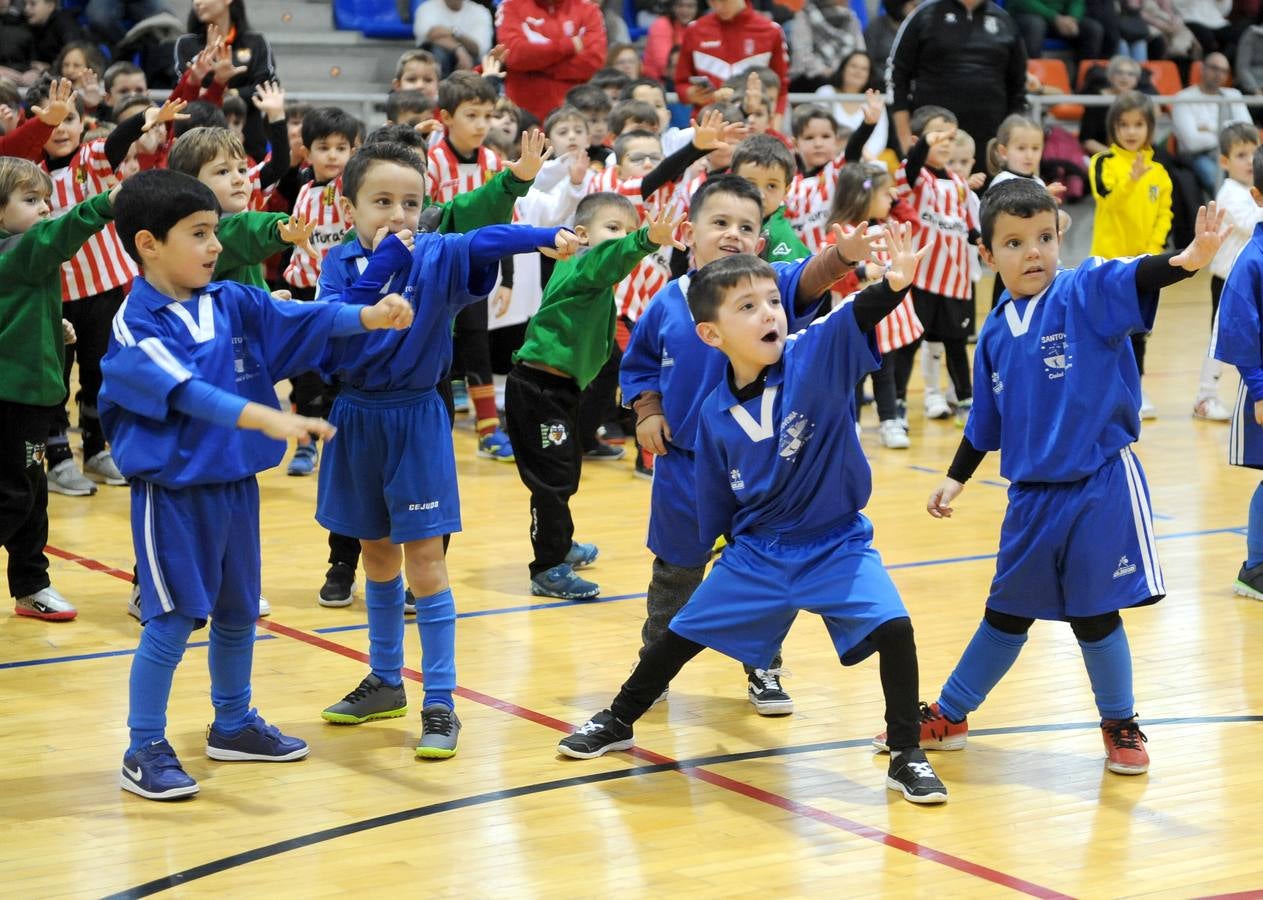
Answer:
[
  {"left": 927, "top": 477, "right": 964, "bottom": 518},
  {"left": 143, "top": 98, "right": 189, "bottom": 132},
  {"left": 830, "top": 222, "right": 883, "bottom": 267},
  {"left": 413, "top": 117, "right": 443, "bottom": 137},
  {"left": 62, "top": 318, "right": 76, "bottom": 345},
  {"left": 492, "top": 285, "right": 512, "bottom": 318},
  {"left": 923, "top": 129, "right": 954, "bottom": 154},
  {"left": 861, "top": 89, "right": 884, "bottom": 125},
  {"left": 362, "top": 292, "right": 414, "bottom": 330},
  {"left": 79, "top": 68, "right": 102, "bottom": 109},
  {"left": 691, "top": 108, "right": 734, "bottom": 152},
  {"left": 1171, "top": 201, "right": 1229, "bottom": 271},
  {"left": 646, "top": 204, "right": 687, "bottom": 250},
  {"left": 32, "top": 77, "right": 74, "bottom": 127},
  {"left": 509, "top": 128, "right": 551, "bottom": 182},
  {"left": 1129, "top": 152, "right": 1152, "bottom": 183},
  {"left": 967, "top": 171, "right": 987, "bottom": 191},
  {"left": 567, "top": 148, "right": 590, "bottom": 186},
  {"left": 883, "top": 221, "right": 927, "bottom": 292},
  {"left": 270, "top": 289, "right": 293, "bottom": 301},
  {"left": 252, "top": 81, "right": 286, "bottom": 123},
  {"left": 539, "top": 228, "right": 581, "bottom": 260},
  {"left": 278, "top": 215, "right": 316, "bottom": 257},
  {"left": 481, "top": 45, "right": 506, "bottom": 78},
  {"left": 241, "top": 404, "right": 336, "bottom": 442},
  {"left": 743, "top": 71, "right": 765, "bottom": 113},
  {"left": 1047, "top": 181, "right": 1067, "bottom": 202}
]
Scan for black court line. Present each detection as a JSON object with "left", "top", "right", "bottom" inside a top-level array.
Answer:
[{"left": 104, "top": 714, "right": 1263, "bottom": 898}]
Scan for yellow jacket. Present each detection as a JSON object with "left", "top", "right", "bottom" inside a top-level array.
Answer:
[{"left": 1088, "top": 145, "right": 1174, "bottom": 257}]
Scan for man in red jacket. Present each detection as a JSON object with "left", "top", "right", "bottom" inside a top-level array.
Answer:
[
  {"left": 496, "top": 0, "right": 607, "bottom": 121},
  {"left": 674, "top": 0, "right": 789, "bottom": 114}
]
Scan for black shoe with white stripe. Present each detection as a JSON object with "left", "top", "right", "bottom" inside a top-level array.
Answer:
[
  {"left": 747, "top": 668, "right": 793, "bottom": 716},
  {"left": 886, "top": 748, "right": 948, "bottom": 804}
]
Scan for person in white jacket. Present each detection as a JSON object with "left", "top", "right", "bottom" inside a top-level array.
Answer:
[{"left": 1171, "top": 52, "right": 1252, "bottom": 196}]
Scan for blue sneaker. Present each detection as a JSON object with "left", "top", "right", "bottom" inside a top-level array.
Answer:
[
  {"left": 205, "top": 710, "right": 310, "bottom": 762},
  {"left": 120, "top": 739, "right": 199, "bottom": 800},
  {"left": 564, "top": 540, "right": 599, "bottom": 569},
  {"left": 476, "top": 428, "right": 515, "bottom": 462},
  {"left": 286, "top": 443, "right": 318, "bottom": 476},
  {"left": 451, "top": 379, "right": 469, "bottom": 413},
  {"left": 530, "top": 563, "right": 600, "bottom": 600}
]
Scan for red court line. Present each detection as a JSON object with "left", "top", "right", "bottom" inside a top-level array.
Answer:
[
  {"left": 46, "top": 544, "right": 135, "bottom": 582},
  {"left": 1197, "top": 891, "right": 1263, "bottom": 899}
]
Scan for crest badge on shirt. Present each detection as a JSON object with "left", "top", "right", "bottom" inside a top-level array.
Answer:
[
  {"left": 984, "top": 16, "right": 998, "bottom": 33},
  {"left": 944, "top": 11, "right": 956, "bottom": 23},
  {"left": 744, "top": 38, "right": 754, "bottom": 55},
  {"left": 777, "top": 411, "right": 814, "bottom": 460},
  {"left": 541, "top": 421, "right": 569, "bottom": 448}
]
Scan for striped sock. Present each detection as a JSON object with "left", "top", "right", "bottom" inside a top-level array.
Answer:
[{"left": 469, "top": 384, "right": 499, "bottom": 437}]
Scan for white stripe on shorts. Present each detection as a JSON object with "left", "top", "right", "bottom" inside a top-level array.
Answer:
[
  {"left": 143, "top": 483, "right": 175, "bottom": 614},
  {"left": 1231, "top": 379, "right": 1247, "bottom": 467},
  {"left": 1120, "top": 448, "right": 1164, "bottom": 597}
]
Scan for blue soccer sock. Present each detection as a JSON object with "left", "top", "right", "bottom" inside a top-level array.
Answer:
[
  {"left": 1078, "top": 621, "right": 1135, "bottom": 721},
  {"left": 366, "top": 575, "right": 406, "bottom": 686},
  {"left": 1247, "top": 482, "right": 1263, "bottom": 568},
  {"left": 937, "top": 619, "right": 1028, "bottom": 723},
  {"left": 127, "top": 612, "right": 196, "bottom": 753},
  {"left": 208, "top": 619, "right": 255, "bottom": 734},
  {"left": 415, "top": 588, "right": 456, "bottom": 709}
]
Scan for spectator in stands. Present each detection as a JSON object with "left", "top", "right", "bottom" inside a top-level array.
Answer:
[
  {"left": 53, "top": 40, "right": 105, "bottom": 93},
  {"left": 1173, "top": 0, "right": 1240, "bottom": 57},
  {"left": 25, "top": 0, "right": 84, "bottom": 69},
  {"left": 413, "top": 0, "right": 494, "bottom": 75},
  {"left": 1140, "top": 0, "right": 1198, "bottom": 63},
  {"left": 788, "top": 0, "right": 865, "bottom": 93},
  {"left": 814, "top": 51, "right": 887, "bottom": 160},
  {"left": 608, "top": 42, "right": 642, "bottom": 79},
  {"left": 644, "top": 0, "right": 698, "bottom": 82},
  {"left": 887, "top": 0, "right": 1026, "bottom": 160},
  {"left": 593, "top": 66, "right": 632, "bottom": 101},
  {"left": 1172, "top": 51, "right": 1252, "bottom": 194},
  {"left": 1007, "top": 0, "right": 1105, "bottom": 63},
  {"left": 0, "top": 0, "right": 34, "bottom": 82},
  {"left": 1079, "top": 55, "right": 1156, "bottom": 156},
  {"left": 496, "top": 0, "right": 607, "bottom": 121},
  {"left": 1235, "top": 19, "right": 1263, "bottom": 120},
  {"left": 83, "top": 0, "right": 171, "bottom": 51},
  {"left": 676, "top": 0, "right": 789, "bottom": 113},
  {"left": 865, "top": 0, "right": 918, "bottom": 92}
]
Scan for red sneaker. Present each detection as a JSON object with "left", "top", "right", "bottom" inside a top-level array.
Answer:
[
  {"left": 1101, "top": 717, "right": 1149, "bottom": 774},
  {"left": 873, "top": 701, "right": 968, "bottom": 752}
]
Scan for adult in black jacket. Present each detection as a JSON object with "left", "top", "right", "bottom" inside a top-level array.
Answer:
[{"left": 886, "top": 0, "right": 1026, "bottom": 165}]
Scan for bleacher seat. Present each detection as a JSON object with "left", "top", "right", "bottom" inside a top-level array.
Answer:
[
  {"left": 1076, "top": 58, "right": 1109, "bottom": 91},
  {"left": 1028, "top": 58, "right": 1083, "bottom": 122},
  {"left": 333, "top": 0, "right": 412, "bottom": 40},
  {"left": 1142, "top": 59, "right": 1182, "bottom": 95}
]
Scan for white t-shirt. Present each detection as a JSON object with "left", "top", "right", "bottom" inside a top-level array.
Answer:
[
  {"left": 413, "top": 0, "right": 494, "bottom": 57},
  {"left": 1211, "top": 177, "right": 1262, "bottom": 279}
]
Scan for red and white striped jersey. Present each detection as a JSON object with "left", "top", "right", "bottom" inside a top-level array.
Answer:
[
  {"left": 825, "top": 222, "right": 922, "bottom": 353},
  {"left": 426, "top": 141, "right": 503, "bottom": 205},
  {"left": 785, "top": 153, "right": 848, "bottom": 254},
  {"left": 589, "top": 165, "right": 674, "bottom": 321},
  {"left": 896, "top": 162, "right": 978, "bottom": 301},
  {"left": 46, "top": 139, "right": 138, "bottom": 301},
  {"left": 247, "top": 154, "right": 277, "bottom": 212},
  {"left": 283, "top": 177, "right": 348, "bottom": 288}
]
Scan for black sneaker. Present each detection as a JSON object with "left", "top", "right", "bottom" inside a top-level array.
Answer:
[
  {"left": 886, "top": 748, "right": 948, "bottom": 804},
  {"left": 584, "top": 442, "right": 626, "bottom": 461},
  {"left": 318, "top": 562, "right": 355, "bottom": 608},
  {"left": 404, "top": 588, "right": 416, "bottom": 615},
  {"left": 557, "top": 709, "right": 634, "bottom": 759},
  {"left": 747, "top": 668, "right": 793, "bottom": 716},
  {"left": 1234, "top": 560, "right": 1263, "bottom": 600}
]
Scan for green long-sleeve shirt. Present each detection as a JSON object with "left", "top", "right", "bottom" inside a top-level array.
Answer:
[
  {"left": 214, "top": 211, "right": 291, "bottom": 288},
  {"left": 761, "top": 206, "right": 810, "bottom": 263},
  {"left": 0, "top": 191, "right": 114, "bottom": 406},
  {"left": 514, "top": 228, "right": 658, "bottom": 389},
  {"left": 1005, "top": 0, "right": 1083, "bottom": 22}
]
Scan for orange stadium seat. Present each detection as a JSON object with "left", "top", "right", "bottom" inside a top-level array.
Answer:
[{"left": 1028, "top": 58, "right": 1084, "bottom": 122}]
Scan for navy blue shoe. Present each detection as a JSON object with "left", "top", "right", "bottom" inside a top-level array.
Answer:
[
  {"left": 530, "top": 563, "right": 600, "bottom": 600},
  {"left": 120, "top": 739, "right": 199, "bottom": 800},
  {"left": 206, "top": 710, "right": 310, "bottom": 762},
  {"left": 564, "top": 540, "right": 599, "bottom": 569}
]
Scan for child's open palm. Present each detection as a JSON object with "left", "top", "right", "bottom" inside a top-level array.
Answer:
[
  {"left": 508, "top": 128, "right": 551, "bottom": 182},
  {"left": 861, "top": 89, "right": 884, "bottom": 125},
  {"left": 829, "top": 222, "right": 883, "bottom": 266},
  {"left": 1129, "top": 152, "right": 1152, "bottom": 182},
  {"left": 883, "top": 221, "right": 927, "bottom": 292},
  {"left": 143, "top": 98, "right": 189, "bottom": 132},
  {"left": 691, "top": 108, "right": 733, "bottom": 151},
  {"left": 278, "top": 215, "right": 317, "bottom": 257},
  {"left": 567, "top": 148, "right": 590, "bottom": 186},
  {"left": 79, "top": 69, "right": 102, "bottom": 109},
  {"left": 251, "top": 81, "right": 286, "bottom": 122},
  {"left": 1171, "top": 201, "right": 1229, "bottom": 271},
  {"left": 743, "top": 71, "right": 765, "bottom": 112},
  {"left": 32, "top": 77, "right": 74, "bottom": 126},
  {"left": 646, "top": 205, "right": 687, "bottom": 250}
]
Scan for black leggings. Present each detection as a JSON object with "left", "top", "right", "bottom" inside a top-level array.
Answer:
[{"left": 984, "top": 607, "right": 1121, "bottom": 643}]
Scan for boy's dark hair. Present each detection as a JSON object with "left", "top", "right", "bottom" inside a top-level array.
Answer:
[
  {"left": 565, "top": 83, "right": 613, "bottom": 115},
  {"left": 1252, "top": 145, "right": 1263, "bottom": 192},
  {"left": 790, "top": 104, "right": 837, "bottom": 139},
  {"left": 687, "top": 253, "right": 778, "bottom": 324},
  {"left": 114, "top": 169, "right": 219, "bottom": 264},
  {"left": 574, "top": 191, "right": 637, "bottom": 230},
  {"left": 24, "top": 75, "right": 84, "bottom": 118},
  {"left": 437, "top": 71, "right": 496, "bottom": 114},
  {"left": 610, "top": 99, "right": 660, "bottom": 135},
  {"left": 113, "top": 96, "right": 154, "bottom": 124},
  {"left": 365, "top": 122, "right": 428, "bottom": 151},
  {"left": 286, "top": 101, "right": 313, "bottom": 123},
  {"left": 543, "top": 105, "right": 588, "bottom": 137},
  {"left": 1105, "top": 90, "right": 1154, "bottom": 148},
  {"left": 621, "top": 77, "right": 665, "bottom": 101},
  {"left": 103, "top": 60, "right": 143, "bottom": 93},
  {"left": 731, "top": 134, "right": 797, "bottom": 183},
  {"left": 174, "top": 100, "right": 227, "bottom": 136},
  {"left": 978, "top": 178, "right": 1060, "bottom": 250},
  {"left": 1219, "top": 121, "right": 1258, "bottom": 156},
  {"left": 910, "top": 104, "right": 957, "bottom": 137},
  {"left": 386, "top": 89, "right": 434, "bottom": 123},
  {"left": 689, "top": 172, "right": 764, "bottom": 221},
  {"left": 302, "top": 106, "right": 362, "bottom": 149},
  {"left": 342, "top": 142, "right": 425, "bottom": 203},
  {"left": 592, "top": 67, "right": 632, "bottom": 95},
  {"left": 613, "top": 128, "right": 661, "bottom": 163},
  {"left": 222, "top": 93, "right": 248, "bottom": 119}
]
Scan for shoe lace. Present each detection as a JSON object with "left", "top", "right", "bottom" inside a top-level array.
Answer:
[
  {"left": 918, "top": 701, "right": 944, "bottom": 723},
  {"left": 422, "top": 706, "right": 455, "bottom": 736},
  {"left": 753, "top": 668, "right": 789, "bottom": 690},
  {"left": 907, "top": 760, "right": 937, "bottom": 779},
  {"left": 340, "top": 678, "right": 379, "bottom": 704},
  {"left": 1104, "top": 719, "right": 1148, "bottom": 750},
  {"left": 575, "top": 715, "right": 610, "bottom": 736}
]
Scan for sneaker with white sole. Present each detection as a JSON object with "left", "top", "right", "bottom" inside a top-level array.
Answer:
[
  {"left": 14, "top": 585, "right": 77, "bottom": 621},
  {"left": 127, "top": 583, "right": 142, "bottom": 621},
  {"left": 530, "top": 563, "right": 600, "bottom": 599},
  {"left": 318, "top": 562, "right": 356, "bottom": 608},
  {"left": 878, "top": 419, "right": 910, "bottom": 449},
  {"left": 415, "top": 704, "right": 461, "bottom": 759},
  {"left": 1193, "top": 396, "right": 1231, "bottom": 422},
  {"left": 1101, "top": 716, "right": 1149, "bottom": 775},
  {"left": 1139, "top": 394, "right": 1157, "bottom": 419},
  {"left": 85, "top": 450, "right": 126, "bottom": 485},
  {"left": 120, "top": 739, "right": 198, "bottom": 800},
  {"left": 924, "top": 393, "right": 952, "bottom": 420},
  {"left": 557, "top": 709, "right": 634, "bottom": 759},
  {"left": 564, "top": 540, "right": 599, "bottom": 569},
  {"left": 873, "top": 701, "right": 969, "bottom": 752},
  {"left": 205, "top": 710, "right": 309, "bottom": 761},
  {"left": 747, "top": 668, "right": 794, "bottom": 715},
  {"left": 886, "top": 748, "right": 948, "bottom": 804},
  {"left": 895, "top": 400, "right": 909, "bottom": 431},
  {"left": 47, "top": 459, "right": 96, "bottom": 496},
  {"left": 1233, "top": 560, "right": 1263, "bottom": 600}
]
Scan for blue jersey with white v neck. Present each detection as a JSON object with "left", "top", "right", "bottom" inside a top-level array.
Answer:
[
  {"left": 619, "top": 258, "right": 820, "bottom": 452},
  {"left": 1213, "top": 223, "right": 1263, "bottom": 371},
  {"left": 693, "top": 301, "right": 880, "bottom": 544},
  {"left": 965, "top": 256, "right": 1156, "bottom": 484},
  {"left": 100, "top": 277, "right": 364, "bottom": 489}
]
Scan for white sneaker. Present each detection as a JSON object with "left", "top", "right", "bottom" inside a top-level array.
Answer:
[
  {"left": 1139, "top": 395, "right": 1157, "bottom": 419},
  {"left": 85, "top": 450, "right": 126, "bottom": 485},
  {"left": 47, "top": 459, "right": 97, "bottom": 496},
  {"left": 127, "top": 583, "right": 141, "bottom": 621},
  {"left": 924, "top": 393, "right": 952, "bottom": 420},
  {"left": 15, "top": 586, "right": 77, "bottom": 621},
  {"left": 879, "top": 419, "right": 911, "bottom": 449},
  {"left": 258, "top": 596, "right": 271, "bottom": 617},
  {"left": 1193, "top": 396, "right": 1231, "bottom": 422}
]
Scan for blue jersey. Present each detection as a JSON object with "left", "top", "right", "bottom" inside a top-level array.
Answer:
[
  {"left": 619, "top": 259, "right": 820, "bottom": 452},
  {"left": 965, "top": 257, "right": 1156, "bottom": 484},
  {"left": 693, "top": 301, "right": 880, "bottom": 544},
  {"left": 1213, "top": 223, "right": 1263, "bottom": 372},
  {"left": 99, "top": 277, "right": 365, "bottom": 488}
]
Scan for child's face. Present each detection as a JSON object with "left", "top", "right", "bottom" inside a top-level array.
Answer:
[
  {"left": 108, "top": 72, "right": 147, "bottom": 108},
  {"left": 287, "top": 116, "right": 305, "bottom": 159},
  {"left": 1000, "top": 126, "right": 1043, "bottom": 177},
  {"left": 24, "top": 0, "right": 53, "bottom": 27},
  {"left": 197, "top": 149, "right": 251, "bottom": 214},
  {"left": 796, "top": 116, "right": 839, "bottom": 170},
  {"left": 42, "top": 105, "right": 82, "bottom": 157},
  {"left": 684, "top": 191, "right": 764, "bottom": 267},
  {"left": 489, "top": 110, "right": 517, "bottom": 145},
  {"left": 946, "top": 143, "right": 974, "bottom": 180},
  {"left": 613, "top": 48, "right": 640, "bottom": 79},
  {"left": 142, "top": 210, "right": 223, "bottom": 297},
  {"left": 342, "top": 161, "right": 426, "bottom": 246},
  {"left": 867, "top": 179, "right": 896, "bottom": 221},
  {"left": 631, "top": 84, "right": 670, "bottom": 132},
  {"left": 0, "top": 185, "right": 50, "bottom": 233},
  {"left": 696, "top": 274, "right": 787, "bottom": 375},
  {"left": 441, "top": 99, "right": 493, "bottom": 154},
  {"left": 922, "top": 117, "right": 955, "bottom": 168},
  {"left": 306, "top": 131, "right": 353, "bottom": 182},
  {"left": 1223, "top": 139, "right": 1258, "bottom": 185},
  {"left": 733, "top": 162, "right": 789, "bottom": 218},
  {"left": 745, "top": 105, "right": 770, "bottom": 134},
  {"left": 577, "top": 206, "right": 639, "bottom": 248},
  {"left": 979, "top": 209, "right": 1061, "bottom": 299},
  {"left": 548, "top": 117, "right": 589, "bottom": 157},
  {"left": 584, "top": 112, "right": 609, "bottom": 146},
  {"left": 1114, "top": 109, "right": 1150, "bottom": 152},
  {"left": 226, "top": 113, "right": 245, "bottom": 140},
  {"left": 617, "top": 135, "right": 663, "bottom": 179},
  {"left": 394, "top": 61, "right": 439, "bottom": 100},
  {"left": 60, "top": 49, "right": 89, "bottom": 86}
]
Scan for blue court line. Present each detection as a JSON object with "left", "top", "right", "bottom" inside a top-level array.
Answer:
[
  {"left": 0, "top": 635, "right": 279, "bottom": 670},
  {"left": 102, "top": 713, "right": 1263, "bottom": 899}
]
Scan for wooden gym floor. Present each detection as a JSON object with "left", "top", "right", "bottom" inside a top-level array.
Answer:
[{"left": 2, "top": 271, "right": 1261, "bottom": 899}]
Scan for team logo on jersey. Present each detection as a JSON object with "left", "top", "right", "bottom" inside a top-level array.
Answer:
[
  {"left": 75, "top": 167, "right": 88, "bottom": 185},
  {"left": 1149, "top": 185, "right": 1159, "bottom": 202},
  {"left": 944, "top": 11, "right": 957, "bottom": 22},
  {"left": 1113, "top": 556, "right": 1137, "bottom": 579},
  {"left": 778, "top": 411, "right": 814, "bottom": 460},
  {"left": 322, "top": 183, "right": 337, "bottom": 206},
  {"left": 729, "top": 468, "right": 745, "bottom": 491},
  {"left": 991, "top": 372, "right": 1004, "bottom": 395},
  {"left": 660, "top": 348, "right": 674, "bottom": 367},
  {"left": 541, "top": 421, "right": 569, "bottom": 448},
  {"left": 24, "top": 440, "right": 45, "bottom": 468},
  {"left": 563, "top": 20, "right": 575, "bottom": 36},
  {"left": 1040, "top": 332, "right": 1068, "bottom": 379},
  {"left": 984, "top": 15, "right": 998, "bottom": 32}
]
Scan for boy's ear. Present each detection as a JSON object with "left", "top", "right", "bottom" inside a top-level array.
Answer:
[
  {"left": 438, "top": 109, "right": 454, "bottom": 128},
  {"left": 680, "top": 220, "right": 695, "bottom": 249},
  {"left": 391, "top": 78, "right": 402, "bottom": 92},
  {"left": 133, "top": 228, "right": 161, "bottom": 261},
  {"left": 977, "top": 239, "right": 996, "bottom": 271},
  {"left": 337, "top": 194, "right": 355, "bottom": 226},
  {"left": 572, "top": 224, "right": 589, "bottom": 244},
  {"left": 1252, "top": 186, "right": 1263, "bottom": 207},
  {"left": 1220, "top": 154, "right": 1230, "bottom": 170},
  {"left": 695, "top": 320, "right": 723, "bottom": 349},
  {"left": 755, "top": 234, "right": 767, "bottom": 257}
]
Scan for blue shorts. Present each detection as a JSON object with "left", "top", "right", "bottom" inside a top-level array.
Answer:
[
  {"left": 648, "top": 445, "right": 713, "bottom": 569},
  {"left": 1229, "top": 380, "right": 1263, "bottom": 469},
  {"left": 317, "top": 386, "right": 460, "bottom": 543},
  {"left": 131, "top": 477, "right": 260, "bottom": 627},
  {"left": 988, "top": 448, "right": 1165, "bottom": 621},
  {"left": 669, "top": 514, "right": 908, "bottom": 668}
]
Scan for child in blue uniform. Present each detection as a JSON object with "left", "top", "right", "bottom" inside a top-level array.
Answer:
[
  {"left": 310, "top": 141, "right": 579, "bottom": 759},
  {"left": 885, "top": 179, "right": 1227, "bottom": 776},
  {"left": 99, "top": 169, "right": 414, "bottom": 801},
  {"left": 560, "top": 226, "right": 953, "bottom": 805}
]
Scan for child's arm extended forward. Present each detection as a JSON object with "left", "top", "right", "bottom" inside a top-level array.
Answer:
[
  {"left": 0, "top": 189, "right": 115, "bottom": 282},
  {"left": 557, "top": 208, "right": 686, "bottom": 295},
  {"left": 433, "top": 130, "right": 548, "bottom": 231}
]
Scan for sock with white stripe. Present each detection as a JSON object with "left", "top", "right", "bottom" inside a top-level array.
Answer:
[
  {"left": 1248, "top": 482, "right": 1263, "bottom": 568},
  {"left": 127, "top": 612, "right": 196, "bottom": 753},
  {"left": 937, "top": 619, "right": 1028, "bottom": 723},
  {"left": 415, "top": 588, "right": 456, "bottom": 709},
  {"left": 366, "top": 575, "right": 406, "bottom": 686},
  {"left": 1077, "top": 622, "right": 1134, "bottom": 721},
  {"left": 208, "top": 619, "right": 255, "bottom": 734}
]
